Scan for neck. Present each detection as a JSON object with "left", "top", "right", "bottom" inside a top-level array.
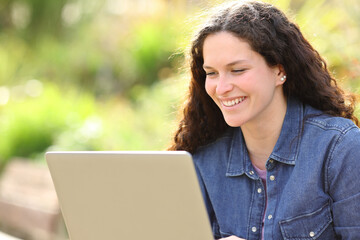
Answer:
[{"left": 241, "top": 93, "right": 287, "bottom": 170}]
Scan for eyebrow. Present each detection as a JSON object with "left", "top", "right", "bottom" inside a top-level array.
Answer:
[{"left": 203, "top": 60, "right": 248, "bottom": 69}]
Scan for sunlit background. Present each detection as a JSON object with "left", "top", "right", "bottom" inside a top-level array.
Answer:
[{"left": 0, "top": 0, "right": 359, "bottom": 239}]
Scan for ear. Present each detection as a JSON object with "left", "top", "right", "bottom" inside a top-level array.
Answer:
[{"left": 275, "top": 64, "right": 286, "bottom": 86}]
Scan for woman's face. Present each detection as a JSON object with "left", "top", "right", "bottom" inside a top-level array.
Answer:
[{"left": 203, "top": 31, "right": 285, "bottom": 127}]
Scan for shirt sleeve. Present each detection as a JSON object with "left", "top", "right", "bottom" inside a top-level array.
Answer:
[
  {"left": 326, "top": 126, "right": 360, "bottom": 239},
  {"left": 193, "top": 161, "right": 221, "bottom": 239}
]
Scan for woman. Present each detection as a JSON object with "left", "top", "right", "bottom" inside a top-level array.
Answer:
[{"left": 169, "top": 1, "right": 360, "bottom": 239}]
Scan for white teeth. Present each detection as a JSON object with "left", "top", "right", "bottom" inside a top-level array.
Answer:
[{"left": 222, "top": 97, "right": 245, "bottom": 107}]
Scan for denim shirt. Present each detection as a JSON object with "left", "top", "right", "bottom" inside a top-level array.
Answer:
[{"left": 193, "top": 98, "right": 360, "bottom": 240}]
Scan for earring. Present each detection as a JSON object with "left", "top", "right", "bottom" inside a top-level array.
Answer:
[{"left": 280, "top": 75, "right": 287, "bottom": 81}]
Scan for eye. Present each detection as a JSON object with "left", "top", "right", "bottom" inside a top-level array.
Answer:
[
  {"left": 205, "top": 72, "right": 217, "bottom": 76},
  {"left": 232, "top": 69, "right": 247, "bottom": 73}
]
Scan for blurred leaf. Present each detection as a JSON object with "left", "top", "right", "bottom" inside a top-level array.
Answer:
[{"left": 0, "top": 82, "right": 96, "bottom": 166}]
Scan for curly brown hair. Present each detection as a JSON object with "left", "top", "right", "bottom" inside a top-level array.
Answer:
[{"left": 168, "top": 1, "right": 358, "bottom": 153}]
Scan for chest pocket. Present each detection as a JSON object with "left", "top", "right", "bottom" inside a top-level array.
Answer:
[{"left": 279, "top": 202, "right": 333, "bottom": 240}]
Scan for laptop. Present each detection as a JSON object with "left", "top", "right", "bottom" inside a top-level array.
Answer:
[{"left": 46, "top": 151, "right": 213, "bottom": 240}]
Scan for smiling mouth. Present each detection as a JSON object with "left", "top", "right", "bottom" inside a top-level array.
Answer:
[{"left": 221, "top": 96, "right": 246, "bottom": 107}]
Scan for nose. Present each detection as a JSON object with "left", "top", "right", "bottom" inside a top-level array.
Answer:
[{"left": 216, "top": 74, "right": 233, "bottom": 95}]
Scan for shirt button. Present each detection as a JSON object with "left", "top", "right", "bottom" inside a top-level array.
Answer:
[
  {"left": 251, "top": 227, "right": 257, "bottom": 232},
  {"left": 249, "top": 171, "right": 254, "bottom": 175},
  {"left": 257, "top": 188, "right": 262, "bottom": 193},
  {"left": 309, "top": 231, "right": 315, "bottom": 237},
  {"left": 269, "top": 175, "right": 275, "bottom": 181},
  {"left": 269, "top": 159, "right": 274, "bottom": 163},
  {"left": 267, "top": 214, "right": 273, "bottom": 220}
]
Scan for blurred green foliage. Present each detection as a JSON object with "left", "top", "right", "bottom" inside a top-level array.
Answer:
[
  {"left": 0, "top": 0, "right": 359, "bottom": 169},
  {"left": 0, "top": 82, "right": 95, "bottom": 164}
]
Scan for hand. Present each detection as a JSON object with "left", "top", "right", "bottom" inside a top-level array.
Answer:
[{"left": 217, "top": 236, "right": 246, "bottom": 240}]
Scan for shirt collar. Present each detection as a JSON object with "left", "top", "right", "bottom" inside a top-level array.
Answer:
[{"left": 226, "top": 97, "right": 303, "bottom": 177}]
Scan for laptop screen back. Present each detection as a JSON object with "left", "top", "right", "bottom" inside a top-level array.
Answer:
[{"left": 46, "top": 151, "right": 213, "bottom": 240}]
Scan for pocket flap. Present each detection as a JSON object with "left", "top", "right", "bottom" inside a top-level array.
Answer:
[{"left": 279, "top": 202, "right": 332, "bottom": 240}]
